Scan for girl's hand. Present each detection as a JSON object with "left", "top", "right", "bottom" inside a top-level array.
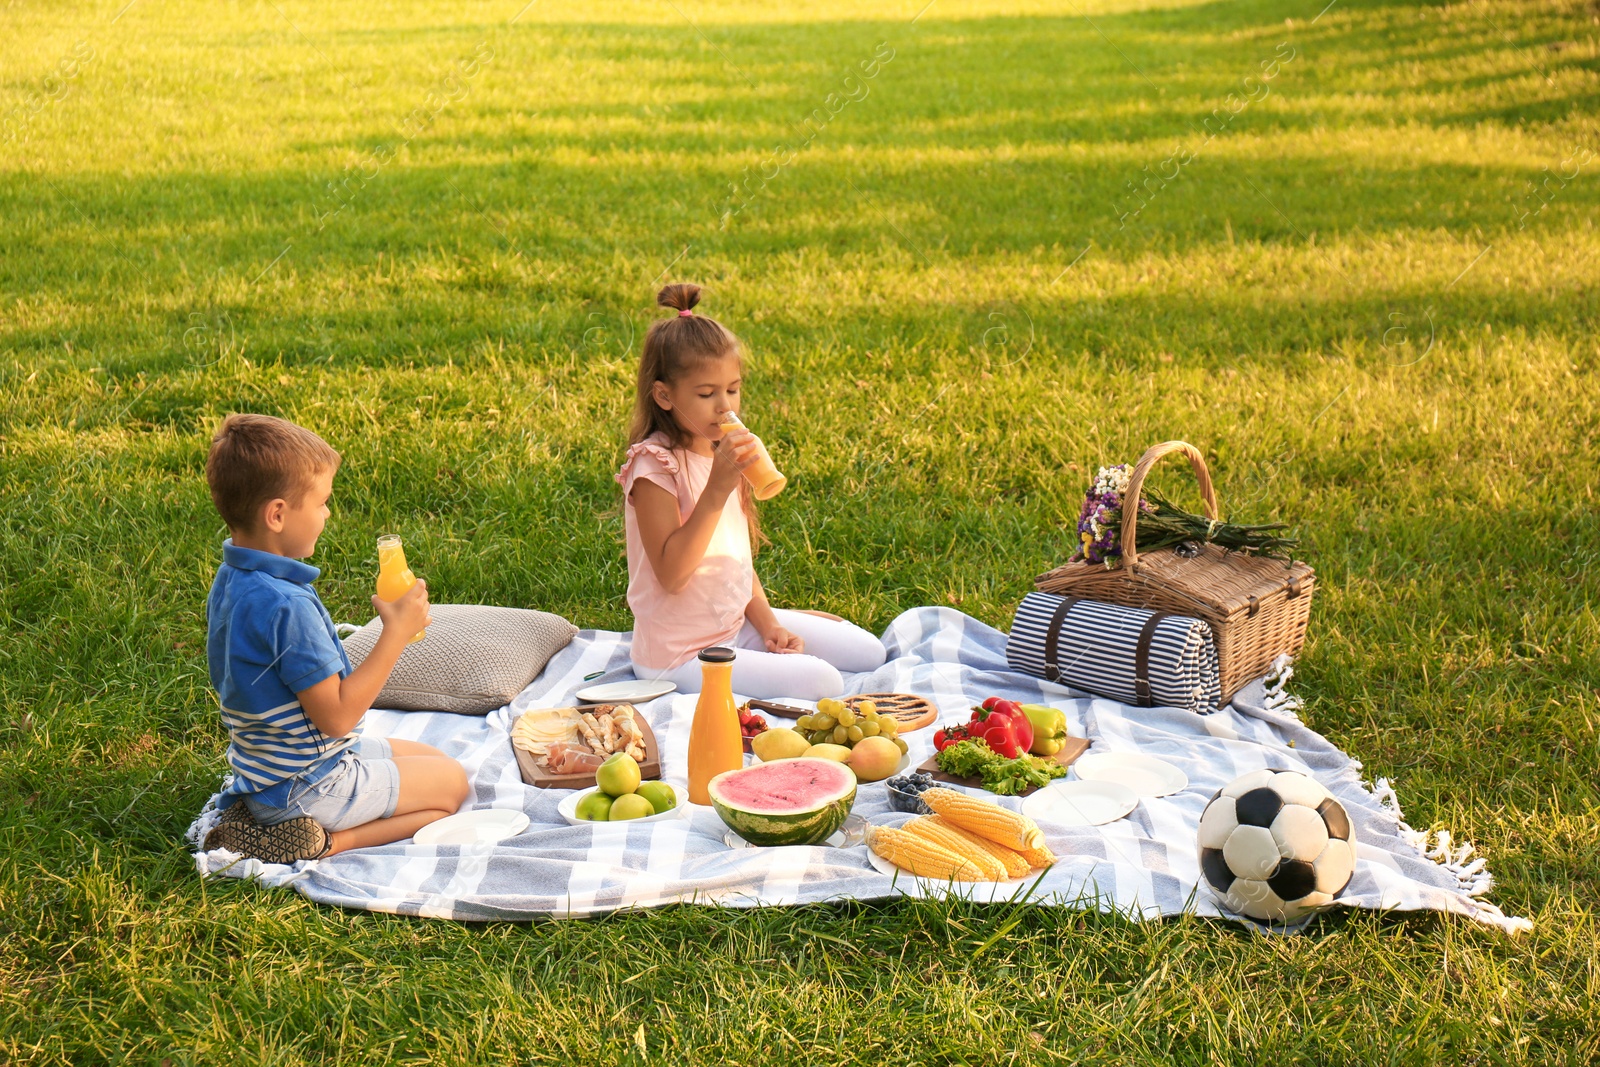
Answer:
[
  {"left": 708, "top": 427, "right": 759, "bottom": 497},
  {"left": 764, "top": 626, "right": 804, "bottom": 655}
]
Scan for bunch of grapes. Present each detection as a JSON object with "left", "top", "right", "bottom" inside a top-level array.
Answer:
[{"left": 795, "top": 699, "right": 909, "bottom": 756}]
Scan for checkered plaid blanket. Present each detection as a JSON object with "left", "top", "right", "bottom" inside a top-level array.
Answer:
[{"left": 187, "top": 607, "right": 1529, "bottom": 933}]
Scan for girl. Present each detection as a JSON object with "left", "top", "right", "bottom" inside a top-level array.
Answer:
[{"left": 616, "top": 283, "right": 887, "bottom": 699}]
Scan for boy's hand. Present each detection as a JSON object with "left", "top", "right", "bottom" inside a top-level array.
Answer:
[
  {"left": 372, "top": 579, "right": 431, "bottom": 638},
  {"left": 708, "top": 427, "right": 760, "bottom": 497}
]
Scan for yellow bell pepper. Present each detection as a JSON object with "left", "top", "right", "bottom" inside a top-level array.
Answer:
[{"left": 1019, "top": 704, "right": 1068, "bottom": 757}]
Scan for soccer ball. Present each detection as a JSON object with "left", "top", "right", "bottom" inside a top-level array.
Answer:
[{"left": 1197, "top": 768, "right": 1355, "bottom": 923}]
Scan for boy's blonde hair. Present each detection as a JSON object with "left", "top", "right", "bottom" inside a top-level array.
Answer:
[{"left": 206, "top": 414, "right": 341, "bottom": 532}]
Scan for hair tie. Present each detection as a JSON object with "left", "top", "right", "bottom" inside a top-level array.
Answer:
[{"left": 678, "top": 309, "right": 693, "bottom": 317}]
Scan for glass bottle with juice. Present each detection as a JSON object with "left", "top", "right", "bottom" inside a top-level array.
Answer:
[
  {"left": 686, "top": 646, "right": 743, "bottom": 805},
  {"left": 375, "top": 533, "right": 426, "bottom": 644},
  {"left": 717, "top": 411, "right": 787, "bottom": 500}
]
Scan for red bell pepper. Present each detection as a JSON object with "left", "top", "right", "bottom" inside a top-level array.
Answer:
[
  {"left": 971, "top": 698, "right": 1034, "bottom": 752},
  {"left": 980, "top": 719, "right": 1024, "bottom": 758}
]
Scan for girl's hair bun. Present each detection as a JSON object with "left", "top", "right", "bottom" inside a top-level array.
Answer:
[{"left": 656, "top": 283, "right": 701, "bottom": 313}]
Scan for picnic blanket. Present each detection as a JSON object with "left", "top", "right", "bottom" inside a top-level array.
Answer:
[{"left": 187, "top": 607, "right": 1530, "bottom": 933}]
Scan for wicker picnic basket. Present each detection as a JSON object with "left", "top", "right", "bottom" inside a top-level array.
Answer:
[{"left": 1034, "top": 440, "right": 1314, "bottom": 704}]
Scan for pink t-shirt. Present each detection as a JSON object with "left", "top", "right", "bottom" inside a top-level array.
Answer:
[{"left": 616, "top": 432, "right": 754, "bottom": 672}]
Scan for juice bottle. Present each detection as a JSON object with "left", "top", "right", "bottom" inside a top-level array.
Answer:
[
  {"left": 717, "top": 411, "right": 787, "bottom": 500},
  {"left": 375, "top": 533, "right": 426, "bottom": 644},
  {"left": 686, "top": 646, "right": 743, "bottom": 805}
]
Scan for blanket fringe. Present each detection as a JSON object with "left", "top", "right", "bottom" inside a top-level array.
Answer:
[
  {"left": 1261, "top": 653, "right": 1304, "bottom": 720},
  {"left": 1370, "top": 777, "right": 1532, "bottom": 934}
]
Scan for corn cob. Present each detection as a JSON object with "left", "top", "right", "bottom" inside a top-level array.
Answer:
[
  {"left": 867, "top": 825, "right": 986, "bottom": 881},
  {"left": 903, "top": 817, "right": 1009, "bottom": 881},
  {"left": 920, "top": 815, "right": 1032, "bottom": 878},
  {"left": 920, "top": 788, "right": 1045, "bottom": 852},
  {"left": 1018, "top": 842, "right": 1057, "bottom": 869}
]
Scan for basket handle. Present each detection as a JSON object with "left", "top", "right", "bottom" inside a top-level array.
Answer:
[{"left": 1118, "top": 440, "right": 1219, "bottom": 569}]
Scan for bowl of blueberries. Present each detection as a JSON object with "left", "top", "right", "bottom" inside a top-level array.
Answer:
[{"left": 885, "top": 771, "right": 936, "bottom": 814}]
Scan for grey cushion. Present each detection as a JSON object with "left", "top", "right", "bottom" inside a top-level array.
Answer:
[{"left": 341, "top": 604, "right": 578, "bottom": 715}]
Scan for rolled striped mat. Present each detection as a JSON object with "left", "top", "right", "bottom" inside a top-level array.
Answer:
[{"left": 1006, "top": 591, "right": 1221, "bottom": 713}]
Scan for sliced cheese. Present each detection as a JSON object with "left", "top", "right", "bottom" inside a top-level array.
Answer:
[{"left": 510, "top": 707, "right": 580, "bottom": 758}]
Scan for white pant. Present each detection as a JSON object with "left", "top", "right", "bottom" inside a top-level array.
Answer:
[{"left": 634, "top": 608, "right": 887, "bottom": 701}]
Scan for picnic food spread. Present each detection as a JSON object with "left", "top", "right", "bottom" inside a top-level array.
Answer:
[
  {"left": 510, "top": 702, "right": 648, "bottom": 774},
  {"left": 485, "top": 444, "right": 1334, "bottom": 923}
]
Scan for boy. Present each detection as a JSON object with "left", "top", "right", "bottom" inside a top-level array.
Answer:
[{"left": 200, "top": 414, "right": 469, "bottom": 863}]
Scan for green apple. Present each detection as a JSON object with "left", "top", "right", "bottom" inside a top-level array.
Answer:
[
  {"left": 636, "top": 781, "right": 677, "bottom": 814},
  {"left": 595, "top": 752, "right": 642, "bottom": 798},
  {"left": 574, "top": 791, "right": 614, "bottom": 822},
  {"left": 609, "top": 793, "right": 655, "bottom": 821}
]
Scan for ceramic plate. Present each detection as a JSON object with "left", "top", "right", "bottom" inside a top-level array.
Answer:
[
  {"left": 1022, "top": 780, "right": 1139, "bottom": 827},
  {"left": 557, "top": 788, "right": 688, "bottom": 826},
  {"left": 413, "top": 809, "right": 530, "bottom": 846},
  {"left": 722, "top": 813, "right": 868, "bottom": 850},
  {"left": 573, "top": 679, "right": 678, "bottom": 704},
  {"left": 1071, "top": 752, "right": 1188, "bottom": 798}
]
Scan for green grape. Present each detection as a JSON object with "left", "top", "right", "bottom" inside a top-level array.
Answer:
[
  {"left": 893, "top": 737, "right": 909, "bottom": 755},
  {"left": 817, "top": 698, "right": 843, "bottom": 716},
  {"left": 796, "top": 715, "right": 815, "bottom": 731},
  {"left": 846, "top": 725, "right": 864, "bottom": 743},
  {"left": 813, "top": 714, "right": 836, "bottom": 731},
  {"left": 862, "top": 708, "right": 879, "bottom": 722},
  {"left": 880, "top": 719, "right": 898, "bottom": 739},
  {"left": 832, "top": 725, "right": 849, "bottom": 745},
  {"left": 860, "top": 721, "right": 881, "bottom": 737},
  {"left": 837, "top": 708, "right": 856, "bottom": 728},
  {"left": 809, "top": 730, "right": 832, "bottom": 745}
]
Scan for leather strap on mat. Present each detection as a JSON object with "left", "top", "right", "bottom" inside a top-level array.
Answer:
[
  {"left": 1133, "top": 612, "right": 1171, "bottom": 706},
  {"left": 1042, "top": 596, "right": 1080, "bottom": 682}
]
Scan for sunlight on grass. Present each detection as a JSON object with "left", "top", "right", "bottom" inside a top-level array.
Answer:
[{"left": 2, "top": 0, "right": 1599, "bottom": 1062}]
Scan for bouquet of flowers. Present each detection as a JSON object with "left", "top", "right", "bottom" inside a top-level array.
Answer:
[{"left": 1073, "top": 463, "right": 1298, "bottom": 568}]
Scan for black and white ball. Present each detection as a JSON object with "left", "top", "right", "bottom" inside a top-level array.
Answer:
[{"left": 1197, "top": 768, "right": 1355, "bottom": 923}]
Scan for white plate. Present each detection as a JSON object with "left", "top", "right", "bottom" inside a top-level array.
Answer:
[
  {"left": 413, "top": 809, "right": 530, "bottom": 846},
  {"left": 1072, "top": 752, "right": 1188, "bottom": 798},
  {"left": 574, "top": 679, "right": 678, "bottom": 704},
  {"left": 1022, "top": 780, "right": 1139, "bottom": 827},
  {"left": 557, "top": 788, "right": 687, "bottom": 826}
]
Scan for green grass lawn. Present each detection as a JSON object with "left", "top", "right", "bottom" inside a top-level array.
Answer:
[{"left": 3, "top": 0, "right": 1598, "bottom": 1061}]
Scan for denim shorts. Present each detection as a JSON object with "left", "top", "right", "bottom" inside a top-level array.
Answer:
[{"left": 245, "top": 735, "right": 401, "bottom": 831}]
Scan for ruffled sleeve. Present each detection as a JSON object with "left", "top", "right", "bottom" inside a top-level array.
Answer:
[{"left": 616, "top": 438, "right": 681, "bottom": 499}]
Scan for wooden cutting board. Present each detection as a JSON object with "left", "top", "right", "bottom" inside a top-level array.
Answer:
[
  {"left": 514, "top": 706, "right": 661, "bottom": 790},
  {"left": 915, "top": 735, "right": 1090, "bottom": 797}
]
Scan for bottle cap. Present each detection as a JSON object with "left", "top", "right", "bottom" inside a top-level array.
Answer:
[{"left": 698, "top": 646, "right": 736, "bottom": 663}]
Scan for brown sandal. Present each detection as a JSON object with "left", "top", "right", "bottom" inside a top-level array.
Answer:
[{"left": 204, "top": 804, "right": 331, "bottom": 864}]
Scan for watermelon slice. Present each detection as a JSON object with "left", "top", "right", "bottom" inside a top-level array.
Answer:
[{"left": 708, "top": 757, "right": 858, "bottom": 847}]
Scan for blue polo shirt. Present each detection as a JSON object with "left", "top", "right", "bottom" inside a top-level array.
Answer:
[{"left": 207, "top": 539, "right": 356, "bottom": 808}]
